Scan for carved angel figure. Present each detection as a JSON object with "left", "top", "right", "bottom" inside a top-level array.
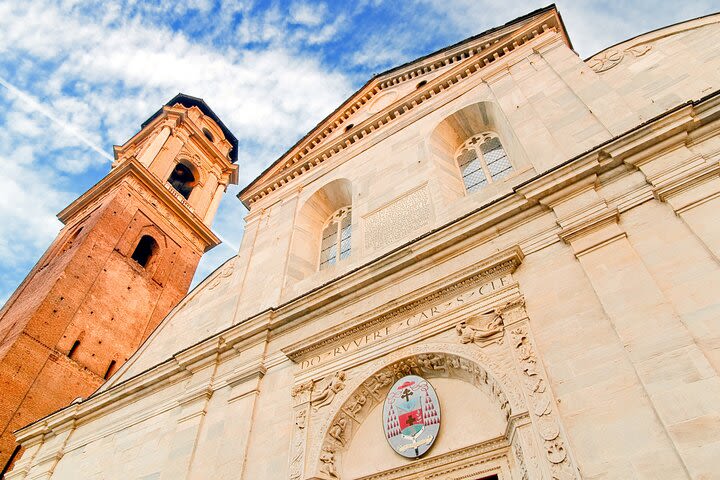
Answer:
[
  {"left": 366, "top": 371, "right": 393, "bottom": 396},
  {"left": 328, "top": 417, "right": 348, "bottom": 445},
  {"left": 319, "top": 447, "right": 339, "bottom": 479},
  {"left": 455, "top": 312, "right": 503, "bottom": 344},
  {"left": 312, "top": 371, "right": 346, "bottom": 410},
  {"left": 417, "top": 353, "right": 447, "bottom": 374},
  {"left": 346, "top": 392, "right": 367, "bottom": 416}
]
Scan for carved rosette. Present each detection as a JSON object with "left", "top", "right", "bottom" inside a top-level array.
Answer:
[
  {"left": 509, "top": 324, "right": 579, "bottom": 479},
  {"left": 208, "top": 258, "right": 236, "bottom": 290},
  {"left": 587, "top": 44, "right": 652, "bottom": 73}
]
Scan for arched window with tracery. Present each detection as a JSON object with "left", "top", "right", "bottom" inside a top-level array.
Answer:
[
  {"left": 319, "top": 207, "right": 352, "bottom": 270},
  {"left": 456, "top": 132, "right": 512, "bottom": 194}
]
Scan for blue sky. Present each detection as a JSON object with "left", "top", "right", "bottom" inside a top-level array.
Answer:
[{"left": 1, "top": 0, "right": 717, "bottom": 305}]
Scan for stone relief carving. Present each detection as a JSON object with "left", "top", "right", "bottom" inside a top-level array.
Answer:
[
  {"left": 291, "top": 380, "right": 315, "bottom": 400},
  {"left": 416, "top": 353, "right": 448, "bottom": 374},
  {"left": 514, "top": 442, "right": 528, "bottom": 480},
  {"left": 454, "top": 297, "right": 525, "bottom": 345},
  {"left": 456, "top": 314, "right": 503, "bottom": 344},
  {"left": 312, "top": 371, "right": 347, "bottom": 411},
  {"left": 587, "top": 43, "right": 652, "bottom": 72},
  {"left": 364, "top": 185, "right": 431, "bottom": 250},
  {"left": 208, "top": 258, "right": 235, "bottom": 290},
  {"left": 510, "top": 325, "right": 579, "bottom": 479},
  {"left": 310, "top": 350, "right": 518, "bottom": 480},
  {"left": 345, "top": 392, "right": 368, "bottom": 416},
  {"left": 328, "top": 416, "right": 349, "bottom": 446},
  {"left": 364, "top": 371, "right": 393, "bottom": 397},
  {"left": 289, "top": 408, "right": 307, "bottom": 480},
  {"left": 319, "top": 446, "right": 339, "bottom": 479},
  {"left": 295, "top": 409, "right": 307, "bottom": 429}
]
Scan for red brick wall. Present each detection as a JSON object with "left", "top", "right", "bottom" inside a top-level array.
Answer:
[{"left": 0, "top": 180, "right": 204, "bottom": 469}]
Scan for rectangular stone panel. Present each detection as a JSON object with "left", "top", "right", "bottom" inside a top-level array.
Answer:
[{"left": 364, "top": 185, "right": 431, "bottom": 250}]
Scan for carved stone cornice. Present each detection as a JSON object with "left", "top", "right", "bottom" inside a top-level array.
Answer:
[
  {"left": 57, "top": 157, "right": 220, "bottom": 251},
  {"left": 650, "top": 157, "right": 720, "bottom": 209},
  {"left": 357, "top": 437, "right": 509, "bottom": 480},
  {"left": 282, "top": 247, "right": 523, "bottom": 363},
  {"left": 556, "top": 205, "right": 620, "bottom": 243},
  {"left": 239, "top": 8, "right": 566, "bottom": 207},
  {"left": 174, "top": 338, "right": 223, "bottom": 373}
]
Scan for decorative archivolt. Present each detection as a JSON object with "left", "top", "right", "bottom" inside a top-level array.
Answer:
[
  {"left": 288, "top": 292, "right": 580, "bottom": 480},
  {"left": 175, "top": 152, "right": 207, "bottom": 186},
  {"left": 301, "top": 342, "right": 524, "bottom": 480}
]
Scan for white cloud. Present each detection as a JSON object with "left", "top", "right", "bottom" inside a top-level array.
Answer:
[
  {"left": 0, "top": 154, "right": 69, "bottom": 268},
  {"left": 290, "top": 1, "right": 328, "bottom": 28},
  {"left": 2, "top": 0, "right": 719, "bottom": 305},
  {"left": 0, "top": 0, "right": 355, "bottom": 301}
]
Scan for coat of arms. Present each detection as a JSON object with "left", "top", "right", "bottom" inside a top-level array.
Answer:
[{"left": 382, "top": 374, "right": 440, "bottom": 458}]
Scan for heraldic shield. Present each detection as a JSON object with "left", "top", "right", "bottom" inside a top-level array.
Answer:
[{"left": 382, "top": 375, "right": 441, "bottom": 458}]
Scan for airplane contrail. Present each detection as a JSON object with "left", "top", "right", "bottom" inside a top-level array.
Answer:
[
  {"left": 0, "top": 75, "right": 239, "bottom": 253},
  {"left": 0, "top": 74, "right": 113, "bottom": 161}
]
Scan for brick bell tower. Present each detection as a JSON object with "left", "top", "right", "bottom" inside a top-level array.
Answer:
[{"left": 0, "top": 94, "right": 238, "bottom": 471}]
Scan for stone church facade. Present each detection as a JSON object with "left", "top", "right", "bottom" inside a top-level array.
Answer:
[{"left": 7, "top": 6, "right": 720, "bottom": 479}]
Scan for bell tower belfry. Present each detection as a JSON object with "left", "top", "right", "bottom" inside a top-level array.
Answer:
[{"left": 0, "top": 93, "right": 238, "bottom": 470}]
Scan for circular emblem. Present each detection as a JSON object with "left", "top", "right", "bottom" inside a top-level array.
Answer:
[{"left": 382, "top": 375, "right": 440, "bottom": 458}]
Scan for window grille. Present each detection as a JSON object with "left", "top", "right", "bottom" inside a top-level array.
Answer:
[
  {"left": 456, "top": 132, "right": 511, "bottom": 193},
  {"left": 319, "top": 207, "right": 352, "bottom": 270}
]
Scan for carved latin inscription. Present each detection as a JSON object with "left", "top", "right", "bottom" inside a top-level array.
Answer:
[
  {"left": 299, "top": 274, "right": 512, "bottom": 370},
  {"left": 364, "top": 185, "right": 431, "bottom": 250}
]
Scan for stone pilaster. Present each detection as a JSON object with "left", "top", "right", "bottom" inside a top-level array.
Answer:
[{"left": 550, "top": 179, "right": 720, "bottom": 479}]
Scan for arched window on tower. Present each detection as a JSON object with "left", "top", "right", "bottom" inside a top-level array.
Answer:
[
  {"left": 167, "top": 163, "right": 196, "bottom": 199},
  {"left": 456, "top": 132, "right": 512, "bottom": 194},
  {"left": 319, "top": 207, "right": 352, "bottom": 270},
  {"left": 131, "top": 235, "right": 158, "bottom": 268}
]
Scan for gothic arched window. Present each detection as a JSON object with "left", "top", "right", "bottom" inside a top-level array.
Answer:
[
  {"left": 167, "top": 163, "right": 196, "bottom": 199},
  {"left": 456, "top": 132, "right": 512, "bottom": 194},
  {"left": 131, "top": 235, "right": 158, "bottom": 268},
  {"left": 319, "top": 207, "right": 352, "bottom": 270}
]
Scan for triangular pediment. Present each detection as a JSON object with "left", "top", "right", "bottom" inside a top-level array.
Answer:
[{"left": 238, "top": 4, "right": 570, "bottom": 207}]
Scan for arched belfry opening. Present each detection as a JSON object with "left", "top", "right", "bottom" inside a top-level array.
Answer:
[
  {"left": 167, "top": 163, "right": 196, "bottom": 199},
  {"left": 131, "top": 235, "right": 158, "bottom": 268}
]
